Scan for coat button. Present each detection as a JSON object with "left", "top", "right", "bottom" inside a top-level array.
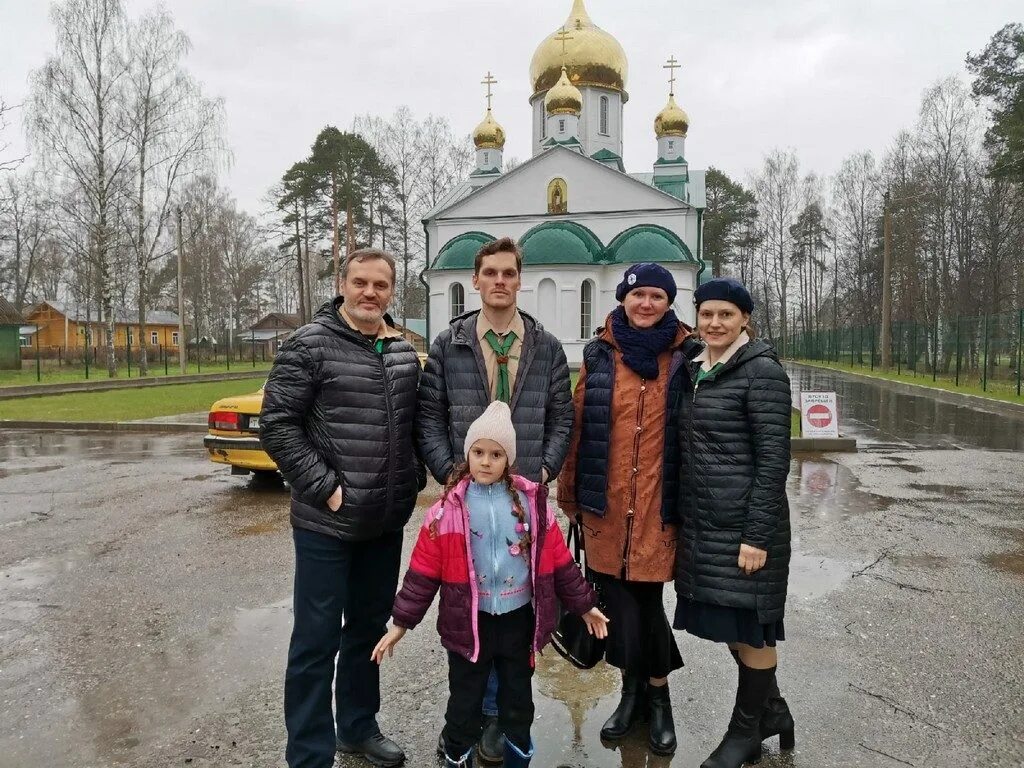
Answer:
[
  {"left": 636, "top": 425, "right": 642, "bottom": 433},
  {"left": 633, "top": 467, "right": 638, "bottom": 473},
  {"left": 641, "top": 386, "right": 646, "bottom": 392}
]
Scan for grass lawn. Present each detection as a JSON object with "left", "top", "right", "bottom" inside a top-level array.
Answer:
[
  {"left": 0, "top": 361, "right": 273, "bottom": 388},
  {"left": 0, "top": 377, "right": 267, "bottom": 422},
  {"left": 788, "top": 359, "right": 1024, "bottom": 405}
]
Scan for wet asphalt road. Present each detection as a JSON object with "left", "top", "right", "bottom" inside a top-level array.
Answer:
[{"left": 1, "top": 370, "right": 1023, "bottom": 768}]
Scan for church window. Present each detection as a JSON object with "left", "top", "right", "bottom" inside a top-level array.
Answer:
[
  {"left": 558, "top": 118, "right": 565, "bottom": 134},
  {"left": 540, "top": 107, "right": 546, "bottom": 139},
  {"left": 668, "top": 140, "right": 675, "bottom": 150},
  {"left": 483, "top": 151, "right": 490, "bottom": 166},
  {"left": 599, "top": 96, "right": 609, "bottom": 135},
  {"left": 580, "top": 280, "right": 595, "bottom": 339},
  {"left": 449, "top": 282, "right": 465, "bottom": 319}
]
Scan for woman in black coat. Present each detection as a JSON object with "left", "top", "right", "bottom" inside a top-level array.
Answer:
[{"left": 674, "top": 278, "right": 795, "bottom": 768}]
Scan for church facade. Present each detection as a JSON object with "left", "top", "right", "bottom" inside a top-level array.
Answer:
[{"left": 422, "top": 0, "right": 707, "bottom": 366}]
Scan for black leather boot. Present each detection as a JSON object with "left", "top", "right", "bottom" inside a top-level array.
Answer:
[
  {"left": 700, "top": 662, "right": 776, "bottom": 768},
  {"left": 600, "top": 673, "right": 648, "bottom": 740},
  {"left": 730, "top": 650, "right": 795, "bottom": 749},
  {"left": 336, "top": 732, "right": 406, "bottom": 767},
  {"left": 477, "top": 715, "right": 505, "bottom": 765},
  {"left": 647, "top": 682, "right": 678, "bottom": 756}
]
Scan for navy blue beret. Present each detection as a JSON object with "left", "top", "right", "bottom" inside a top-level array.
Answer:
[
  {"left": 615, "top": 262, "right": 677, "bottom": 304},
  {"left": 694, "top": 277, "right": 754, "bottom": 314}
]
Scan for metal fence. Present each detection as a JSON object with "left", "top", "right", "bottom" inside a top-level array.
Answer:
[
  {"left": 782, "top": 309, "right": 1024, "bottom": 397},
  {"left": 14, "top": 341, "right": 272, "bottom": 383}
]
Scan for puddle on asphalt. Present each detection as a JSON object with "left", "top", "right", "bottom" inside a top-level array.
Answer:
[
  {"left": 0, "top": 430, "right": 197, "bottom": 462},
  {"left": 889, "top": 553, "right": 952, "bottom": 569},
  {"left": 906, "top": 482, "right": 971, "bottom": 499},
  {"left": 0, "top": 463, "right": 64, "bottom": 479},
  {"left": 789, "top": 457, "right": 893, "bottom": 519},
  {"left": 981, "top": 528, "right": 1024, "bottom": 576}
]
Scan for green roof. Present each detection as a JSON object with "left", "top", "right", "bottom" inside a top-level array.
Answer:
[
  {"left": 432, "top": 231, "right": 494, "bottom": 270},
  {"left": 520, "top": 221, "right": 604, "bottom": 266},
  {"left": 607, "top": 225, "right": 697, "bottom": 264}
]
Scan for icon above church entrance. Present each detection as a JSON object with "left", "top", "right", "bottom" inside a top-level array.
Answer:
[{"left": 547, "top": 178, "right": 568, "bottom": 214}]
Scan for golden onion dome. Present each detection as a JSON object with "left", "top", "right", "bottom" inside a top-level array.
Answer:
[
  {"left": 529, "top": 0, "right": 628, "bottom": 100},
  {"left": 654, "top": 93, "right": 689, "bottom": 138},
  {"left": 472, "top": 108, "right": 506, "bottom": 149},
  {"left": 545, "top": 66, "right": 583, "bottom": 115}
]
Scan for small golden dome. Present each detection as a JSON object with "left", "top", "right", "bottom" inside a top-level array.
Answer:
[
  {"left": 472, "top": 108, "right": 506, "bottom": 149},
  {"left": 655, "top": 94, "right": 689, "bottom": 138},
  {"left": 545, "top": 66, "right": 583, "bottom": 115},
  {"left": 530, "top": 0, "right": 628, "bottom": 100}
]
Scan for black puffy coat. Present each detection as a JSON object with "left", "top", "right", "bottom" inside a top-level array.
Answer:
[
  {"left": 674, "top": 339, "right": 792, "bottom": 623},
  {"left": 260, "top": 299, "right": 422, "bottom": 541},
  {"left": 416, "top": 310, "right": 573, "bottom": 484}
]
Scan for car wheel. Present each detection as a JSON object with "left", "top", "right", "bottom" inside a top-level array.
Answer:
[{"left": 252, "top": 470, "right": 280, "bottom": 484}]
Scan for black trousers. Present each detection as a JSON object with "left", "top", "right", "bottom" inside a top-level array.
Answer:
[
  {"left": 443, "top": 605, "right": 534, "bottom": 758},
  {"left": 591, "top": 573, "right": 683, "bottom": 679},
  {"left": 284, "top": 526, "right": 403, "bottom": 768}
]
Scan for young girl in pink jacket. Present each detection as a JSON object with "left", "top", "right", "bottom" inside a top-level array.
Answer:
[{"left": 372, "top": 401, "right": 608, "bottom": 767}]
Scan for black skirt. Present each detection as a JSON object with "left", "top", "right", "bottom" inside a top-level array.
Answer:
[
  {"left": 673, "top": 598, "right": 785, "bottom": 648},
  {"left": 589, "top": 571, "right": 683, "bottom": 678}
]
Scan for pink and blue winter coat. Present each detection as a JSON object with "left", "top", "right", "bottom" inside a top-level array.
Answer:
[{"left": 391, "top": 475, "right": 597, "bottom": 662}]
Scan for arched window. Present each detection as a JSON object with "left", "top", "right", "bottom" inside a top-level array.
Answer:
[
  {"left": 449, "top": 282, "right": 465, "bottom": 318},
  {"left": 558, "top": 118, "right": 565, "bottom": 134},
  {"left": 599, "top": 96, "right": 609, "bottom": 135},
  {"left": 538, "top": 278, "right": 557, "bottom": 331},
  {"left": 580, "top": 280, "right": 595, "bottom": 339}
]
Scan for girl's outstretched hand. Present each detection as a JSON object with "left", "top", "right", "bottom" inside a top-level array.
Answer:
[
  {"left": 371, "top": 625, "right": 407, "bottom": 664},
  {"left": 581, "top": 607, "right": 610, "bottom": 639}
]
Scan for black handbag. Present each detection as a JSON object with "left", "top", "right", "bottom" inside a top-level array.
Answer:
[{"left": 551, "top": 521, "right": 606, "bottom": 669}]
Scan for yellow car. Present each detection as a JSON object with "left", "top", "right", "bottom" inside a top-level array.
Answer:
[
  {"left": 205, "top": 353, "right": 427, "bottom": 478},
  {"left": 204, "top": 388, "right": 278, "bottom": 478}
]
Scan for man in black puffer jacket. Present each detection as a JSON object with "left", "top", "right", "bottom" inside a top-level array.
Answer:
[
  {"left": 416, "top": 236, "right": 573, "bottom": 763},
  {"left": 261, "top": 249, "right": 420, "bottom": 768}
]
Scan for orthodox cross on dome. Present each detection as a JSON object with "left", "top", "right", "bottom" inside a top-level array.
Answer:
[
  {"left": 554, "top": 26, "right": 574, "bottom": 67},
  {"left": 663, "top": 55, "right": 681, "bottom": 96},
  {"left": 481, "top": 71, "right": 498, "bottom": 111}
]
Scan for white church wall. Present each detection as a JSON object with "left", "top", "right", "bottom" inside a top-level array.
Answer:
[{"left": 578, "top": 88, "right": 623, "bottom": 160}]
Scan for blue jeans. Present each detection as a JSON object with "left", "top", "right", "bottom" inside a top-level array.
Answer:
[
  {"left": 284, "top": 527, "right": 403, "bottom": 768},
  {"left": 483, "top": 666, "right": 499, "bottom": 717}
]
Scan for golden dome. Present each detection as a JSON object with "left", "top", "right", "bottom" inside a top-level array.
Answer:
[
  {"left": 472, "top": 108, "right": 506, "bottom": 149},
  {"left": 545, "top": 66, "right": 583, "bottom": 115},
  {"left": 655, "top": 94, "right": 689, "bottom": 138},
  {"left": 529, "top": 0, "right": 628, "bottom": 100}
]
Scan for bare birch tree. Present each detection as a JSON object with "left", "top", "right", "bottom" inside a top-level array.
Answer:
[{"left": 27, "top": 0, "right": 133, "bottom": 376}]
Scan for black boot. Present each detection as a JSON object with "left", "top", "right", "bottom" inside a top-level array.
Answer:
[
  {"left": 730, "top": 650, "right": 795, "bottom": 749},
  {"left": 600, "top": 673, "right": 648, "bottom": 740},
  {"left": 477, "top": 715, "right": 505, "bottom": 765},
  {"left": 647, "top": 682, "right": 678, "bottom": 756},
  {"left": 700, "top": 662, "right": 776, "bottom": 768}
]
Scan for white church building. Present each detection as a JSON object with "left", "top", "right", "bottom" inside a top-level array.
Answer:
[{"left": 422, "top": 0, "right": 708, "bottom": 367}]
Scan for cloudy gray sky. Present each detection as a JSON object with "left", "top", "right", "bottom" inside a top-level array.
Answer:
[{"left": 1, "top": 0, "right": 1018, "bottom": 215}]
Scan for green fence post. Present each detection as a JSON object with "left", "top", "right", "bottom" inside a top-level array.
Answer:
[
  {"left": 983, "top": 314, "right": 990, "bottom": 392},
  {"left": 84, "top": 338, "right": 89, "bottom": 380},
  {"left": 933, "top": 315, "right": 939, "bottom": 382},
  {"left": 897, "top": 322, "right": 902, "bottom": 375},
  {"left": 126, "top": 337, "right": 132, "bottom": 378},
  {"left": 35, "top": 327, "right": 41, "bottom": 382},
  {"left": 870, "top": 325, "right": 875, "bottom": 370}
]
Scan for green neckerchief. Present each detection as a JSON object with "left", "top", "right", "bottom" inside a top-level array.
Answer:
[
  {"left": 483, "top": 329, "right": 518, "bottom": 403},
  {"left": 374, "top": 338, "right": 384, "bottom": 354},
  {"left": 695, "top": 361, "right": 723, "bottom": 385}
]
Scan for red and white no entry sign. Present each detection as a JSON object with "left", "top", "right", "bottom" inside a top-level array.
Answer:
[{"left": 800, "top": 392, "right": 840, "bottom": 438}]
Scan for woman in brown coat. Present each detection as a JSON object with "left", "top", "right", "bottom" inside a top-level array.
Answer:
[{"left": 558, "top": 263, "right": 697, "bottom": 757}]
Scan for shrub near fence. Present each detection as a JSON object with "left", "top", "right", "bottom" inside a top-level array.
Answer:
[{"left": 784, "top": 309, "right": 1024, "bottom": 398}]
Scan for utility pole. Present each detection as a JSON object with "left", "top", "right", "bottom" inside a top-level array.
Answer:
[
  {"left": 879, "top": 191, "right": 893, "bottom": 372},
  {"left": 176, "top": 205, "right": 187, "bottom": 374}
]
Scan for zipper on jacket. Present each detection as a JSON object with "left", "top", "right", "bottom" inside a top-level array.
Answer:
[
  {"left": 377, "top": 349, "right": 396, "bottom": 513},
  {"left": 622, "top": 377, "right": 647, "bottom": 579},
  {"left": 685, "top": 373, "right": 700, "bottom": 598},
  {"left": 489, "top": 485, "right": 498, "bottom": 610}
]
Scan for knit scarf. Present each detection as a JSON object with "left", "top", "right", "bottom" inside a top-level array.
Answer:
[
  {"left": 611, "top": 305, "right": 679, "bottom": 380},
  {"left": 483, "top": 329, "right": 517, "bottom": 403}
]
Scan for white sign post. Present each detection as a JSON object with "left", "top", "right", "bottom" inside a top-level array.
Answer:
[{"left": 800, "top": 391, "right": 840, "bottom": 438}]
